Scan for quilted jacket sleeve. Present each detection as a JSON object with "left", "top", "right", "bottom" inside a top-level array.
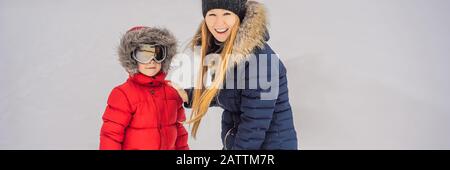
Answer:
[{"left": 99, "top": 88, "right": 133, "bottom": 150}]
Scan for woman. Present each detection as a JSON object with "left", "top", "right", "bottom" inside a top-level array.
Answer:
[{"left": 183, "top": 0, "right": 298, "bottom": 150}]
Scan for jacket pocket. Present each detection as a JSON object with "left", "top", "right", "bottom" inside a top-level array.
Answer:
[{"left": 223, "top": 127, "right": 237, "bottom": 150}]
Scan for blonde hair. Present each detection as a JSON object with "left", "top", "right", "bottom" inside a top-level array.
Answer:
[{"left": 188, "top": 17, "right": 241, "bottom": 138}]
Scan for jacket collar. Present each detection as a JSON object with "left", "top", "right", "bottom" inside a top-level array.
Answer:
[{"left": 129, "top": 71, "right": 167, "bottom": 87}]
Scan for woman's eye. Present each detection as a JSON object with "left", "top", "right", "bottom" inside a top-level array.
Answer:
[
  {"left": 223, "top": 13, "right": 231, "bottom": 16},
  {"left": 208, "top": 14, "right": 217, "bottom": 17}
]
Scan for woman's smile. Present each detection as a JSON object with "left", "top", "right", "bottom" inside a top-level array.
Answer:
[{"left": 215, "top": 28, "right": 229, "bottom": 34}]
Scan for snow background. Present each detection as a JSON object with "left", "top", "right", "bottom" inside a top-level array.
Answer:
[{"left": 1, "top": 0, "right": 450, "bottom": 149}]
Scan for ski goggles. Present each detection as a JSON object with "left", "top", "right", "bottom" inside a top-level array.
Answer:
[{"left": 132, "top": 44, "right": 167, "bottom": 64}]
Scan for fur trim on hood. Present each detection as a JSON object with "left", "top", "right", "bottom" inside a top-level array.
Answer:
[
  {"left": 192, "top": 0, "right": 269, "bottom": 70},
  {"left": 118, "top": 27, "right": 177, "bottom": 74}
]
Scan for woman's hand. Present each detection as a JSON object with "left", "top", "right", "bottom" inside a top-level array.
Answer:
[{"left": 168, "top": 82, "right": 189, "bottom": 103}]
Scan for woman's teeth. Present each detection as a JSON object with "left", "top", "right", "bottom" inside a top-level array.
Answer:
[{"left": 215, "top": 28, "right": 228, "bottom": 33}]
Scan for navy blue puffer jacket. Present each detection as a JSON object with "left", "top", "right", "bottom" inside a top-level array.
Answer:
[{"left": 218, "top": 43, "right": 297, "bottom": 150}]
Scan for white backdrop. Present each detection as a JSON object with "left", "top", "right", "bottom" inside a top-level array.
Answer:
[{"left": 1, "top": 0, "right": 449, "bottom": 150}]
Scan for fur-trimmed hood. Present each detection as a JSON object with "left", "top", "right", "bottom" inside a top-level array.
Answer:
[
  {"left": 118, "top": 27, "right": 177, "bottom": 74},
  {"left": 192, "top": 0, "right": 269, "bottom": 70}
]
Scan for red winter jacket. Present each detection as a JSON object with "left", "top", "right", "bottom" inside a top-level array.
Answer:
[{"left": 99, "top": 72, "right": 189, "bottom": 150}]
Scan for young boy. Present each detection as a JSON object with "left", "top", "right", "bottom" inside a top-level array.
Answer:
[{"left": 99, "top": 26, "right": 189, "bottom": 150}]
